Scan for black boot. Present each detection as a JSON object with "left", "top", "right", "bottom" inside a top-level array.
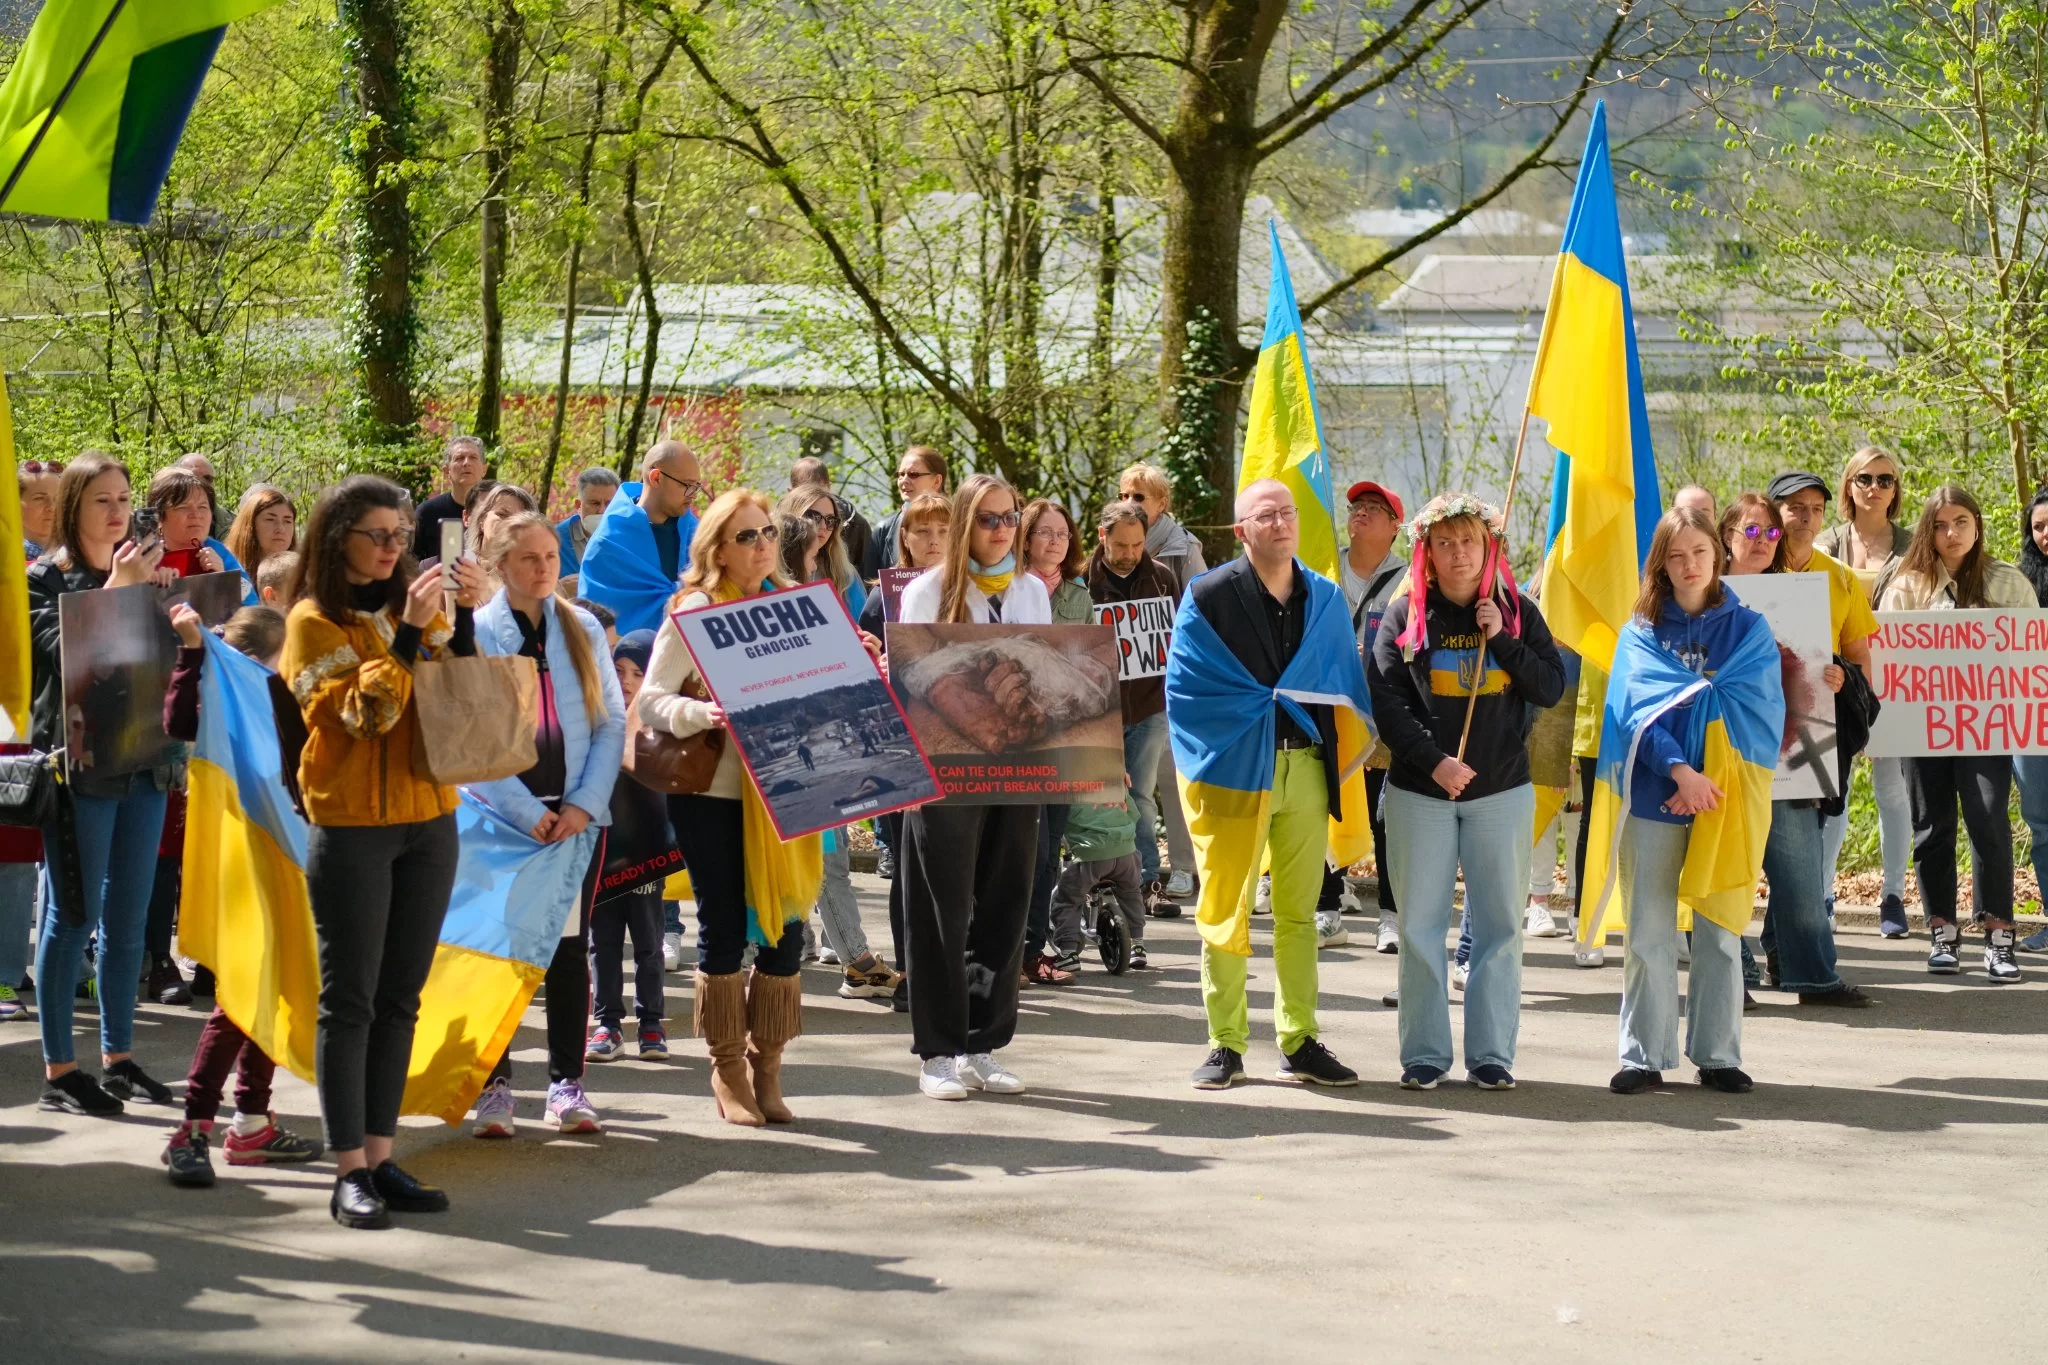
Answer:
[{"left": 331, "top": 1170, "right": 390, "bottom": 1229}]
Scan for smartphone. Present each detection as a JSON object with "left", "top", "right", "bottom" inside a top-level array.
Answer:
[
  {"left": 129, "top": 506, "right": 161, "bottom": 546},
  {"left": 440, "top": 520, "right": 464, "bottom": 588}
]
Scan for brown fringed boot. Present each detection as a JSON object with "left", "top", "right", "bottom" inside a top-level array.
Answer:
[
  {"left": 745, "top": 968, "right": 804, "bottom": 1124},
  {"left": 693, "top": 971, "right": 764, "bottom": 1126}
]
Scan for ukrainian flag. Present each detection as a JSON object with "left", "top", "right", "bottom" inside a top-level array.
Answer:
[
  {"left": 0, "top": 1, "right": 284, "bottom": 225},
  {"left": 1532, "top": 100, "right": 1663, "bottom": 675},
  {"left": 181, "top": 634, "right": 599, "bottom": 1124},
  {"left": 1165, "top": 569, "right": 1374, "bottom": 956},
  {"left": 1576, "top": 611, "right": 1783, "bottom": 943},
  {"left": 0, "top": 381, "right": 28, "bottom": 741},
  {"left": 1237, "top": 221, "right": 1340, "bottom": 580}
]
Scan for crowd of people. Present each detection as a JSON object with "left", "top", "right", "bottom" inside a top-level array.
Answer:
[{"left": 9, "top": 432, "right": 2048, "bottom": 1230}]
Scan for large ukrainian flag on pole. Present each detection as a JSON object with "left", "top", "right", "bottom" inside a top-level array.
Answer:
[
  {"left": 0, "top": 0, "right": 283, "bottom": 224},
  {"left": 1532, "top": 100, "right": 1662, "bottom": 674},
  {"left": 1237, "top": 221, "right": 1340, "bottom": 580},
  {"left": 181, "top": 634, "right": 599, "bottom": 1123}
]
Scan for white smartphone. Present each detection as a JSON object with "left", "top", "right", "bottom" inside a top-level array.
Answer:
[{"left": 440, "top": 520, "right": 464, "bottom": 589}]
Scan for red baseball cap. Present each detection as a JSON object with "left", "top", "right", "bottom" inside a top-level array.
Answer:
[{"left": 1345, "top": 480, "right": 1404, "bottom": 522}]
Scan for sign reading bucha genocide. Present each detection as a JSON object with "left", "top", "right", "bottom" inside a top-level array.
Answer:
[
  {"left": 672, "top": 580, "right": 941, "bottom": 840},
  {"left": 1865, "top": 608, "right": 2048, "bottom": 757},
  {"left": 883, "top": 622, "right": 1125, "bottom": 804},
  {"left": 1095, "top": 596, "right": 1175, "bottom": 681}
]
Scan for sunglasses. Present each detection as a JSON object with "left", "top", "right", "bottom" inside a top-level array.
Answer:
[
  {"left": 973, "top": 510, "right": 1022, "bottom": 531},
  {"left": 730, "top": 525, "right": 781, "bottom": 547},
  {"left": 1737, "top": 524, "right": 1783, "bottom": 543},
  {"left": 19, "top": 460, "right": 63, "bottom": 475},
  {"left": 348, "top": 527, "right": 407, "bottom": 550},
  {"left": 1852, "top": 472, "right": 1897, "bottom": 490},
  {"left": 898, "top": 467, "right": 941, "bottom": 483},
  {"left": 802, "top": 507, "right": 840, "bottom": 531}
]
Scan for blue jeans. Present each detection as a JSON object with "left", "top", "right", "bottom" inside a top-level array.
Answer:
[
  {"left": 1618, "top": 818, "right": 1743, "bottom": 1070},
  {"left": 0, "top": 860, "right": 34, "bottom": 987},
  {"left": 1123, "top": 713, "right": 1168, "bottom": 885},
  {"left": 1761, "top": 801, "right": 1841, "bottom": 993},
  {"left": 36, "top": 775, "right": 168, "bottom": 1065},
  {"left": 2019, "top": 755, "right": 2048, "bottom": 911},
  {"left": 1388, "top": 783, "right": 1533, "bottom": 1073}
]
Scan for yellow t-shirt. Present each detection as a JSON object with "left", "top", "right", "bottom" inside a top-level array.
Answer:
[{"left": 1788, "top": 546, "right": 1878, "bottom": 652}]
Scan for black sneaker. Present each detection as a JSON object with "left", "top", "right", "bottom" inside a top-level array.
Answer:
[
  {"left": 1927, "top": 922, "right": 1961, "bottom": 975},
  {"left": 892, "top": 981, "right": 909, "bottom": 1014},
  {"left": 1128, "top": 942, "right": 1148, "bottom": 970},
  {"left": 1278, "top": 1037, "right": 1358, "bottom": 1087},
  {"left": 1610, "top": 1067, "right": 1662, "bottom": 1095},
  {"left": 1052, "top": 948, "right": 1083, "bottom": 974},
  {"left": 39, "top": 1069, "right": 123, "bottom": 1116},
  {"left": 1764, "top": 951, "right": 1781, "bottom": 990},
  {"left": 162, "top": 1124, "right": 216, "bottom": 1188},
  {"left": 876, "top": 845, "right": 896, "bottom": 880},
  {"left": 1191, "top": 1046, "right": 1245, "bottom": 1090},
  {"left": 101, "top": 1058, "right": 173, "bottom": 1104},
  {"left": 1984, "top": 928, "right": 2021, "bottom": 984},
  {"left": 331, "top": 1170, "right": 390, "bottom": 1230},
  {"left": 370, "top": 1159, "right": 449, "bottom": 1213},
  {"left": 1467, "top": 1064, "right": 1516, "bottom": 1091},
  {"left": 1797, "top": 983, "right": 1875, "bottom": 1008},
  {"left": 148, "top": 957, "right": 191, "bottom": 1007},
  {"left": 1399, "top": 1063, "right": 1444, "bottom": 1091},
  {"left": 1878, "top": 894, "right": 1908, "bottom": 939},
  {"left": 1698, "top": 1066, "right": 1754, "bottom": 1094}
]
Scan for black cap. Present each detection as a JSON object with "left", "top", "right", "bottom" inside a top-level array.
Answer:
[
  {"left": 613, "top": 629, "right": 656, "bottom": 674},
  {"left": 1766, "top": 471, "right": 1830, "bottom": 503}
]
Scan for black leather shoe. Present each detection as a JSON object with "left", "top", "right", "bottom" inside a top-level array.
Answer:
[
  {"left": 1610, "top": 1067, "right": 1662, "bottom": 1095},
  {"left": 1697, "top": 1066, "right": 1755, "bottom": 1094},
  {"left": 331, "top": 1170, "right": 390, "bottom": 1230},
  {"left": 371, "top": 1159, "right": 449, "bottom": 1213}
]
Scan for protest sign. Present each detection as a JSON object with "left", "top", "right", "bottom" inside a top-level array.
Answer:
[
  {"left": 1721, "top": 571, "right": 1837, "bottom": 801},
  {"left": 1865, "top": 608, "right": 2048, "bottom": 757},
  {"left": 1095, "top": 595, "right": 1174, "bottom": 681},
  {"left": 876, "top": 568, "right": 922, "bottom": 624},
  {"left": 884, "top": 622, "right": 1125, "bottom": 804},
  {"left": 597, "top": 776, "right": 683, "bottom": 905},
  {"left": 673, "top": 581, "right": 940, "bottom": 840}
]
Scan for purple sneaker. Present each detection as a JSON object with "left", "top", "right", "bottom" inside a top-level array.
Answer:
[
  {"left": 471, "top": 1077, "right": 516, "bottom": 1139},
  {"left": 547, "top": 1079, "right": 602, "bottom": 1133}
]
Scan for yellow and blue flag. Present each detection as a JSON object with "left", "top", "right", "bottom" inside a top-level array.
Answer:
[
  {"left": 0, "top": 1, "right": 284, "bottom": 225},
  {"left": 181, "top": 633, "right": 599, "bottom": 1123},
  {"left": 1237, "top": 222, "right": 1340, "bottom": 580},
  {"left": 1532, "top": 100, "right": 1662, "bottom": 675},
  {"left": 1165, "top": 569, "right": 1374, "bottom": 956},
  {"left": 1576, "top": 612, "right": 1783, "bottom": 943},
  {"left": 0, "top": 379, "right": 27, "bottom": 741}
]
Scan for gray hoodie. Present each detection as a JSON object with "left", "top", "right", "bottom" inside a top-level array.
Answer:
[{"left": 1144, "top": 512, "right": 1207, "bottom": 599}]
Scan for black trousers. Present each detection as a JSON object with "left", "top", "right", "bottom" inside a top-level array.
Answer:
[
  {"left": 591, "top": 886, "right": 665, "bottom": 1031},
  {"left": 307, "top": 814, "right": 460, "bottom": 1151},
  {"left": 1364, "top": 769, "right": 1397, "bottom": 913},
  {"left": 1907, "top": 755, "right": 2014, "bottom": 925},
  {"left": 902, "top": 801, "right": 1040, "bottom": 1059},
  {"left": 1026, "top": 804, "right": 1070, "bottom": 958},
  {"left": 1570, "top": 759, "right": 1596, "bottom": 921},
  {"left": 669, "top": 793, "right": 803, "bottom": 977},
  {"left": 880, "top": 811, "right": 907, "bottom": 970},
  {"left": 488, "top": 824, "right": 607, "bottom": 1085},
  {"left": 146, "top": 853, "right": 179, "bottom": 959}
]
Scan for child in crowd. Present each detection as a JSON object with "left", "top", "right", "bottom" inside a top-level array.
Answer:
[
  {"left": 1046, "top": 786, "right": 1148, "bottom": 973},
  {"left": 587, "top": 631, "right": 668, "bottom": 1061},
  {"left": 160, "top": 605, "right": 326, "bottom": 1187},
  {"left": 255, "top": 550, "right": 298, "bottom": 608}
]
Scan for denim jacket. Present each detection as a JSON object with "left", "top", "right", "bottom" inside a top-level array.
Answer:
[{"left": 468, "top": 591, "right": 627, "bottom": 832}]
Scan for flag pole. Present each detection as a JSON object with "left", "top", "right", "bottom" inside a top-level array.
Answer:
[
  {"left": 0, "top": 0, "right": 131, "bottom": 214},
  {"left": 1452, "top": 405, "right": 1534, "bottom": 768}
]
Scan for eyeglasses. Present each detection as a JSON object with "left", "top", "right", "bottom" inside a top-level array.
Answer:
[
  {"left": 1121, "top": 489, "right": 1153, "bottom": 504},
  {"left": 19, "top": 460, "right": 62, "bottom": 475},
  {"left": 1028, "top": 523, "right": 1069, "bottom": 541},
  {"left": 898, "top": 467, "right": 940, "bottom": 484},
  {"left": 1852, "top": 472, "right": 1897, "bottom": 490},
  {"left": 973, "top": 510, "right": 1022, "bottom": 531},
  {"left": 654, "top": 471, "right": 704, "bottom": 500},
  {"left": 348, "top": 527, "right": 406, "bottom": 550},
  {"left": 1240, "top": 507, "right": 1299, "bottom": 528},
  {"left": 1348, "top": 501, "right": 1390, "bottom": 520},
  {"left": 802, "top": 507, "right": 840, "bottom": 532},
  {"left": 730, "top": 525, "right": 781, "bottom": 547},
  {"left": 1737, "top": 524, "right": 1783, "bottom": 543}
]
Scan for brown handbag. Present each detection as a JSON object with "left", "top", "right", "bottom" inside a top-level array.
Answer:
[
  {"left": 411, "top": 653, "right": 540, "bottom": 785},
  {"left": 623, "top": 675, "right": 725, "bottom": 795}
]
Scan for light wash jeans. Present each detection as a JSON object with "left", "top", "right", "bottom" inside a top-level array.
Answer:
[
  {"left": 1618, "top": 817, "right": 1743, "bottom": 1071},
  {"left": 1123, "top": 712, "right": 1169, "bottom": 885},
  {"left": 0, "top": 860, "right": 35, "bottom": 987},
  {"left": 37, "top": 775, "right": 168, "bottom": 1064},
  {"left": 1388, "top": 783, "right": 1533, "bottom": 1073},
  {"left": 814, "top": 827, "right": 869, "bottom": 963}
]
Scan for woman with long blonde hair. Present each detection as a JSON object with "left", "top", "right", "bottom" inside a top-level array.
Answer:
[{"left": 777, "top": 485, "right": 866, "bottom": 618}]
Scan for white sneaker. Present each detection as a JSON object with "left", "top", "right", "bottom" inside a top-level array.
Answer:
[
  {"left": 1316, "top": 910, "right": 1350, "bottom": 949},
  {"left": 1254, "top": 873, "right": 1273, "bottom": 916},
  {"left": 1375, "top": 915, "right": 1400, "bottom": 954},
  {"left": 661, "top": 932, "right": 682, "bottom": 973},
  {"left": 957, "top": 1052, "right": 1025, "bottom": 1094},
  {"left": 1574, "top": 943, "right": 1607, "bottom": 968},
  {"left": 471, "top": 1077, "right": 516, "bottom": 1138},
  {"left": 919, "top": 1056, "right": 968, "bottom": 1100},
  {"left": 1524, "top": 902, "right": 1566, "bottom": 938},
  {"left": 819, "top": 945, "right": 841, "bottom": 967},
  {"left": 1163, "top": 869, "right": 1196, "bottom": 899},
  {"left": 1451, "top": 961, "right": 1469, "bottom": 991}
]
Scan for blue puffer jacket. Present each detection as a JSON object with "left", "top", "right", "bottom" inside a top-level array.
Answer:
[
  {"left": 468, "top": 591, "right": 627, "bottom": 832},
  {"left": 1631, "top": 590, "right": 1772, "bottom": 823}
]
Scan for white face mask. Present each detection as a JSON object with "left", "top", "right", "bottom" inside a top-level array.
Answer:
[{"left": 580, "top": 512, "right": 601, "bottom": 533}]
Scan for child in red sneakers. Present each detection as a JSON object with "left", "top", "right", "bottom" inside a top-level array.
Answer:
[{"left": 159, "top": 605, "right": 324, "bottom": 1188}]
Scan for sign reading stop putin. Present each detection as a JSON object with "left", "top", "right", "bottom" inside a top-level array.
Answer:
[{"left": 1865, "top": 608, "right": 2048, "bottom": 757}]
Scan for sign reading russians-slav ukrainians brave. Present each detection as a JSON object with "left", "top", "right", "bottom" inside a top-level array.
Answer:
[
  {"left": 1865, "top": 608, "right": 2048, "bottom": 757},
  {"left": 1095, "top": 596, "right": 1175, "bottom": 681}
]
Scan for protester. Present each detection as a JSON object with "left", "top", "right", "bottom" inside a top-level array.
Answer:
[
  {"left": 791, "top": 454, "right": 873, "bottom": 576},
  {"left": 579, "top": 440, "right": 704, "bottom": 634},
  {"left": 897, "top": 474, "right": 1046, "bottom": 1100},
  {"left": 463, "top": 482, "right": 540, "bottom": 576},
  {"left": 26, "top": 455, "right": 179, "bottom": 1114},
  {"left": 777, "top": 484, "right": 867, "bottom": 618},
  {"left": 557, "top": 467, "right": 621, "bottom": 576},
  {"left": 1021, "top": 499, "right": 1092, "bottom": 623},
  {"left": 172, "top": 453, "right": 231, "bottom": 539},
  {"left": 2018, "top": 489, "right": 2048, "bottom": 953},
  {"left": 1370, "top": 492, "right": 1565, "bottom": 1091},
  {"left": 861, "top": 444, "right": 948, "bottom": 581},
  {"left": 1338, "top": 480, "right": 1408, "bottom": 951},
  {"left": 158, "top": 604, "right": 326, "bottom": 1187},
  {"left": 1591, "top": 509, "right": 1784, "bottom": 1095},
  {"left": 1672, "top": 484, "right": 1717, "bottom": 519},
  {"left": 410, "top": 435, "right": 489, "bottom": 562},
  {"left": 145, "top": 466, "right": 225, "bottom": 579},
  {"left": 465, "top": 513, "right": 626, "bottom": 1137},
  {"left": 256, "top": 551, "right": 299, "bottom": 608},
  {"left": 1085, "top": 501, "right": 1177, "bottom": 901},
  {"left": 282, "top": 474, "right": 486, "bottom": 1228},
  {"left": 640, "top": 490, "right": 821, "bottom": 1125},
  {"left": 224, "top": 484, "right": 298, "bottom": 588},
  {"left": 588, "top": 628, "right": 670, "bottom": 1058},
  {"left": 1881, "top": 484, "right": 2036, "bottom": 982},
  {"left": 18, "top": 457, "right": 60, "bottom": 555}
]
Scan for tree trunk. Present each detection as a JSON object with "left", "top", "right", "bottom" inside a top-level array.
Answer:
[
  {"left": 339, "top": 0, "right": 423, "bottom": 481},
  {"left": 996, "top": 23, "right": 1046, "bottom": 493},
  {"left": 617, "top": 39, "right": 678, "bottom": 468},
  {"left": 473, "top": 0, "right": 523, "bottom": 449},
  {"left": 1089, "top": 108, "right": 1120, "bottom": 476}
]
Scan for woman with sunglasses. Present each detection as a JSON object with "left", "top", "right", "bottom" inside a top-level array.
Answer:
[
  {"left": 281, "top": 475, "right": 488, "bottom": 1228},
  {"left": 897, "top": 474, "right": 1049, "bottom": 1100},
  {"left": 777, "top": 485, "right": 867, "bottom": 619}
]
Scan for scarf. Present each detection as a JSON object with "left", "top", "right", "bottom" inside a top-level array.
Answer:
[
  {"left": 969, "top": 552, "right": 1015, "bottom": 598},
  {"left": 712, "top": 581, "right": 824, "bottom": 947},
  {"left": 2020, "top": 491, "right": 2048, "bottom": 608},
  {"left": 1392, "top": 493, "right": 1523, "bottom": 659}
]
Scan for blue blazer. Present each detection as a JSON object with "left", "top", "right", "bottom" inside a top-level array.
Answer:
[{"left": 467, "top": 591, "right": 627, "bottom": 832}]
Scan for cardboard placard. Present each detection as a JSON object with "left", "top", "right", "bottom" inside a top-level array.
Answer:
[
  {"left": 1722, "top": 572, "right": 1838, "bottom": 801},
  {"left": 1095, "top": 595, "right": 1175, "bottom": 681},
  {"left": 1865, "top": 608, "right": 2048, "bottom": 756}
]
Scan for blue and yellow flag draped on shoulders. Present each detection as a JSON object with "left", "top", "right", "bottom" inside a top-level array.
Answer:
[
  {"left": 1165, "top": 572, "right": 1374, "bottom": 957},
  {"left": 1577, "top": 613, "right": 1783, "bottom": 943},
  {"left": 1237, "top": 221, "right": 1340, "bottom": 581},
  {"left": 181, "top": 634, "right": 598, "bottom": 1123}
]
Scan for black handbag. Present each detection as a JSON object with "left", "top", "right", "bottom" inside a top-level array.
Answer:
[{"left": 0, "top": 748, "right": 63, "bottom": 828}]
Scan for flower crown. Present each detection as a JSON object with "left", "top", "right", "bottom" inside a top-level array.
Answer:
[{"left": 1406, "top": 492, "right": 1503, "bottom": 542}]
